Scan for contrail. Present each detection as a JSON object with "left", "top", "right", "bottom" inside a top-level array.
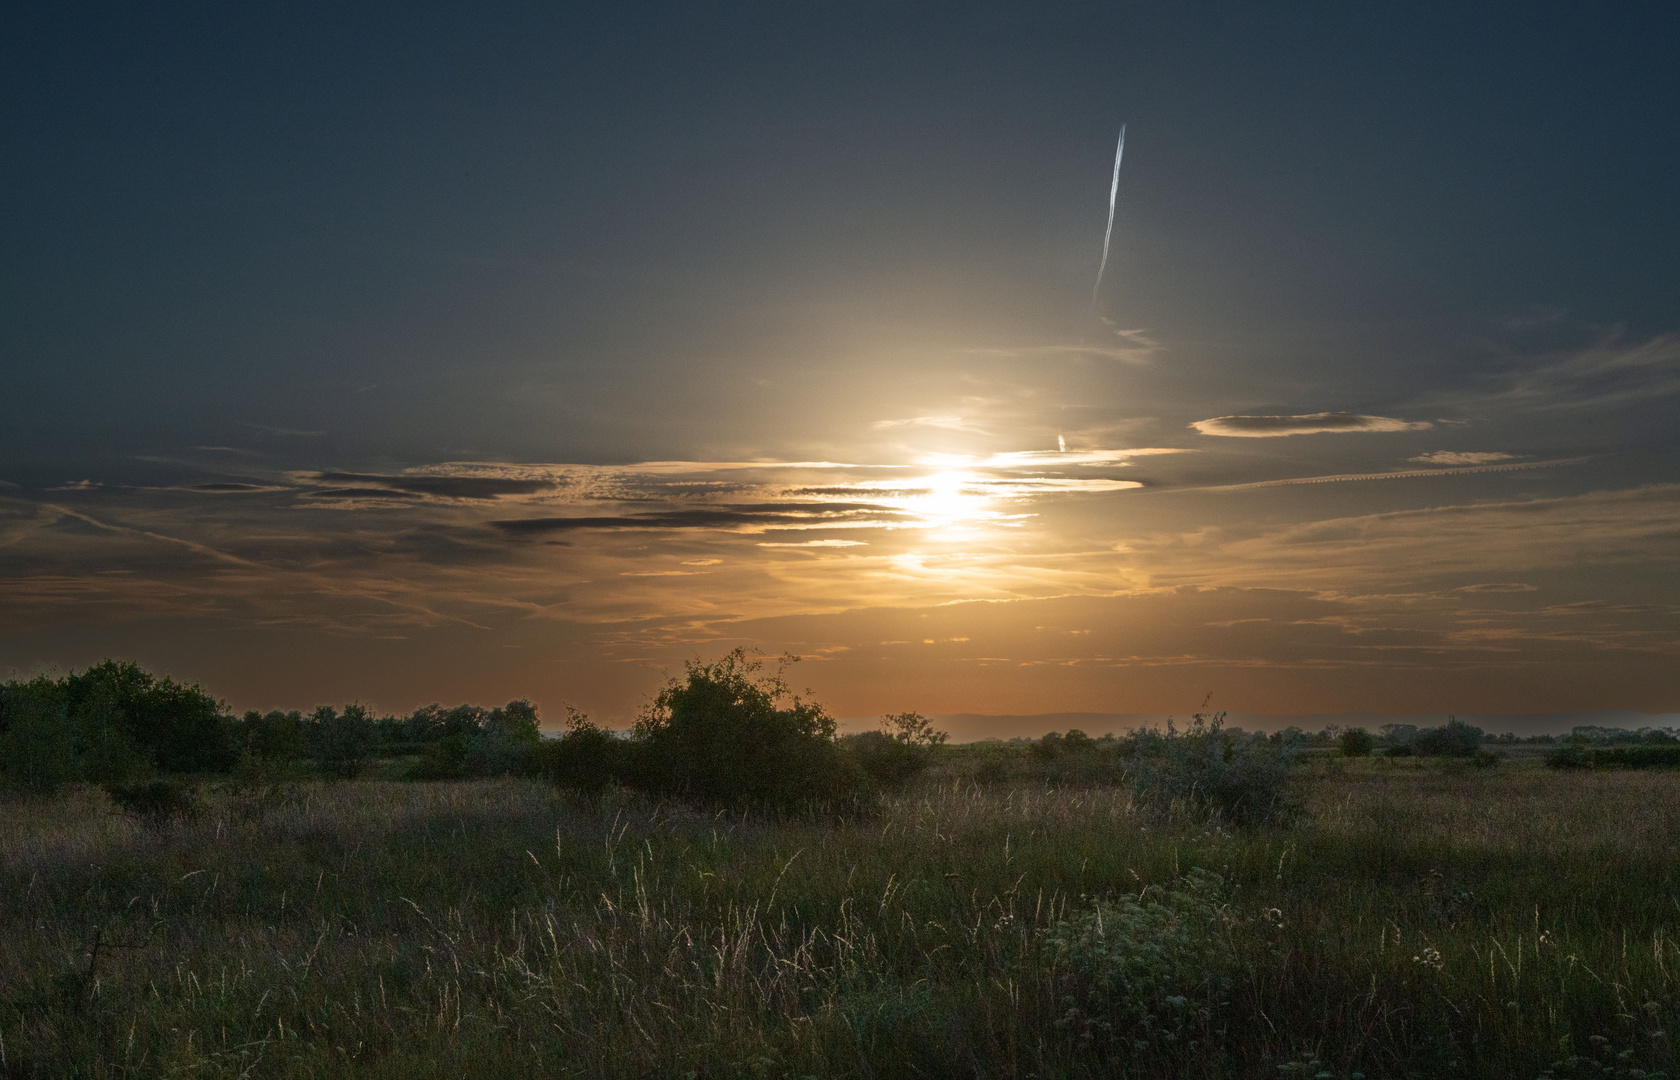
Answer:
[{"left": 1091, "top": 123, "right": 1126, "bottom": 312}]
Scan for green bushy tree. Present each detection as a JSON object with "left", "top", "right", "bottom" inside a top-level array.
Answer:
[
  {"left": 2, "top": 661, "right": 229, "bottom": 795},
  {"left": 312, "top": 704, "right": 376, "bottom": 779},
  {"left": 1338, "top": 727, "right": 1375, "bottom": 757},
  {"left": 0, "top": 677, "right": 81, "bottom": 794},
  {"left": 466, "top": 700, "right": 543, "bottom": 775},
  {"left": 633, "top": 649, "right": 860, "bottom": 810}
]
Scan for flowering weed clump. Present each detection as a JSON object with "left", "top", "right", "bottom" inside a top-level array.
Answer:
[{"left": 1044, "top": 868, "right": 1236, "bottom": 1069}]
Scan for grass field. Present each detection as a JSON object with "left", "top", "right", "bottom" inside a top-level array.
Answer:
[{"left": 2, "top": 754, "right": 1677, "bottom": 1078}]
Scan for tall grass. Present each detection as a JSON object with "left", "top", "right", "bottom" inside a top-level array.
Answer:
[{"left": 2, "top": 759, "right": 1677, "bottom": 1077}]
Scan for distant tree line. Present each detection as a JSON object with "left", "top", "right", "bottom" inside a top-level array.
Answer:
[
  {"left": 0, "top": 655, "right": 951, "bottom": 812},
  {"left": 11, "top": 659, "right": 1675, "bottom": 816},
  {"left": 0, "top": 660, "right": 547, "bottom": 795}
]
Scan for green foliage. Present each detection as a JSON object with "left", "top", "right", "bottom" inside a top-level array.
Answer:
[
  {"left": 465, "top": 699, "right": 542, "bottom": 776},
  {"left": 1548, "top": 744, "right": 1680, "bottom": 770},
  {"left": 1043, "top": 868, "right": 1234, "bottom": 1066},
  {"left": 400, "top": 701, "right": 547, "bottom": 779},
  {"left": 0, "top": 677, "right": 81, "bottom": 794},
  {"left": 311, "top": 704, "right": 377, "bottom": 779},
  {"left": 105, "top": 778, "right": 204, "bottom": 824},
  {"left": 1126, "top": 711, "right": 1298, "bottom": 827},
  {"left": 530, "top": 707, "right": 626, "bottom": 793},
  {"left": 1338, "top": 726, "right": 1375, "bottom": 757},
  {"left": 1, "top": 661, "right": 228, "bottom": 794},
  {"left": 241, "top": 709, "right": 308, "bottom": 765},
  {"left": 845, "top": 712, "right": 948, "bottom": 791},
  {"left": 632, "top": 649, "right": 860, "bottom": 810},
  {"left": 1381, "top": 717, "right": 1486, "bottom": 759},
  {"left": 1016, "top": 729, "right": 1128, "bottom": 785}
]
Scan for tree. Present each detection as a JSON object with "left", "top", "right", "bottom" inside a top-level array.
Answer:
[
  {"left": 466, "top": 700, "right": 543, "bottom": 775},
  {"left": 0, "top": 677, "right": 79, "bottom": 794},
  {"left": 1338, "top": 727, "right": 1375, "bottom": 757},
  {"left": 313, "top": 704, "right": 376, "bottom": 779},
  {"left": 64, "top": 660, "right": 233, "bottom": 773}
]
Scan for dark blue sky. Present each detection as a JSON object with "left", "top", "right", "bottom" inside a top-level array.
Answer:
[{"left": 3, "top": 2, "right": 1678, "bottom": 719}]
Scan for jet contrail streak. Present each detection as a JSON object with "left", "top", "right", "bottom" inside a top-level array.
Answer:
[{"left": 1091, "top": 123, "right": 1126, "bottom": 311}]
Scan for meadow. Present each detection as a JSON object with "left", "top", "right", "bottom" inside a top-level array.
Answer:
[{"left": 3, "top": 751, "right": 1677, "bottom": 1079}]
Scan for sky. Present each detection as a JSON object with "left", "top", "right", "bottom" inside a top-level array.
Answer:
[{"left": 3, "top": 2, "right": 1679, "bottom": 727}]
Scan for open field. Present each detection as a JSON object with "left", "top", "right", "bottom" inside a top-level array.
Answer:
[{"left": 3, "top": 757, "right": 1678, "bottom": 1078}]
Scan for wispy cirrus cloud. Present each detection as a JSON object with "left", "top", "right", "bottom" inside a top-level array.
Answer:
[
  {"left": 1189, "top": 412, "right": 1432, "bottom": 437},
  {"left": 871, "top": 415, "right": 982, "bottom": 432},
  {"left": 1139, "top": 484, "right": 1680, "bottom": 590},
  {"left": 1190, "top": 456, "right": 1584, "bottom": 492},
  {"left": 1459, "top": 332, "right": 1680, "bottom": 412},
  {"left": 1409, "top": 451, "right": 1519, "bottom": 466}
]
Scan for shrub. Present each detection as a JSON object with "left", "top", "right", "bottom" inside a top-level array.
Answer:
[
  {"left": 531, "top": 707, "right": 627, "bottom": 794},
  {"left": 1381, "top": 717, "right": 1484, "bottom": 759},
  {"left": 1413, "top": 716, "right": 1485, "bottom": 758},
  {"left": 405, "top": 733, "right": 471, "bottom": 780},
  {"left": 105, "top": 778, "right": 203, "bottom": 823},
  {"left": 1338, "top": 727, "right": 1375, "bottom": 757},
  {"left": 1033, "top": 731, "right": 1066, "bottom": 759},
  {"left": 632, "top": 649, "right": 862, "bottom": 811},
  {"left": 846, "top": 712, "right": 948, "bottom": 791},
  {"left": 1126, "top": 712, "right": 1298, "bottom": 827}
]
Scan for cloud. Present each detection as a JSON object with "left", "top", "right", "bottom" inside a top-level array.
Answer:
[
  {"left": 757, "top": 539, "right": 868, "bottom": 548},
  {"left": 1410, "top": 451, "right": 1519, "bottom": 466},
  {"left": 1193, "top": 456, "right": 1584, "bottom": 492},
  {"left": 304, "top": 471, "right": 563, "bottom": 499},
  {"left": 871, "top": 415, "right": 979, "bottom": 431},
  {"left": 490, "top": 502, "right": 906, "bottom": 536},
  {"left": 245, "top": 423, "right": 325, "bottom": 437},
  {"left": 1190, "top": 413, "right": 1432, "bottom": 437},
  {"left": 1456, "top": 583, "right": 1538, "bottom": 593},
  {"left": 918, "top": 448, "right": 1188, "bottom": 469},
  {"left": 1464, "top": 332, "right": 1680, "bottom": 412},
  {"left": 1143, "top": 484, "right": 1680, "bottom": 590}
]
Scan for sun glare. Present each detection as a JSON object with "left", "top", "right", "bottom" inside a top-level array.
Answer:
[{"left": 901, "top": 469, "right": 997, "bottom": 534}]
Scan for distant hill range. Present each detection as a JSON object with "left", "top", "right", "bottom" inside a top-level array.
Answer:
[{"left": 838, "top": 711, "right": 1680, "bottom": 743}]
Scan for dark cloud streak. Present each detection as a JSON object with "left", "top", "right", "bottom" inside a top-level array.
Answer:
[
  {"left": 308, "top": 472, "right": 563, "bottom": 499},
  {"left": 492, "top": 503, "right": 906, "bottom": 536}
]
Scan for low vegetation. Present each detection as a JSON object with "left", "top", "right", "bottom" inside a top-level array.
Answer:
[{"left": 2, "top": 659, "right": 1678, "bottom": 1077}]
